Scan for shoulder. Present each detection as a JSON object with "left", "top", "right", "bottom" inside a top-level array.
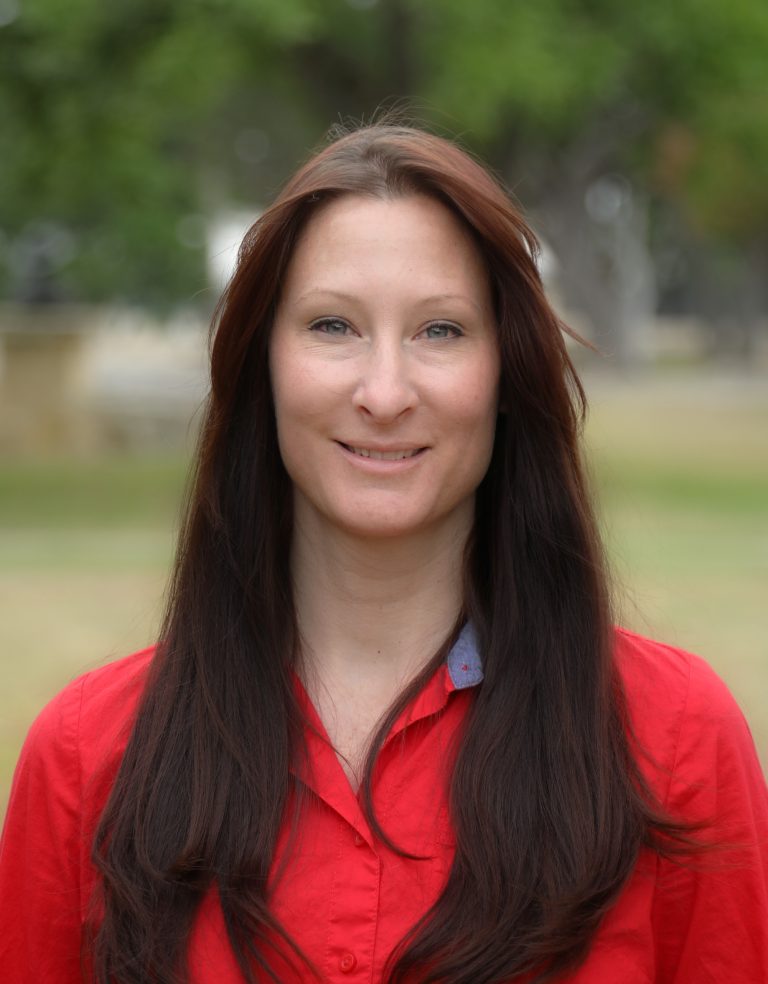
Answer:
[
  {"left": 19, "top": 646, "right": 155, "bottom": 799},
  {"left": 613, "top": 638, "right": 768, "bottom": 979},
  {"left": 613, "top": 627, "right": 767, "bottom": 814},
  {"left": 0, "top": 649, "right": 155, "bottom": 977},
  {"left": 30, "top": 646, "right": 154, "bottom": 739},
  {"left": 613, "top": 626, "right": 739, "bottom": 724}
]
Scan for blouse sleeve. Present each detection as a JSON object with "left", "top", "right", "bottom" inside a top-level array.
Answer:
[
  {"left": 651, "top": 654, "right": 768, "bottom": 983},
  {"left": 0, "top": 677, "right": 88, "bottom": 983}
]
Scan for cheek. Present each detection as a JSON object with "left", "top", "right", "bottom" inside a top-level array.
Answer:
[
  {"left": 269, "top": 359, "right": 306, "bottom": 467},
  {"left": 270, "top": 345, "right": 320, "bottom": 429},
  {"left": 270, "top": 364, "right": 342, "bottom": 475},
  {"left": 440, "top": 369, "right": 500, "bottom": 482},
  {"left": 446, "top": 363, "right": 500, "bottom": 435}
]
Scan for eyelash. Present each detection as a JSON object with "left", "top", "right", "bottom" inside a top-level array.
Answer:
[
  {"left": 310, "top": 317, "right": 351, "bottom": 336},
  {"left": 422, "top": 321, "right": 463, "bottom": 340},
  {"left": 308, "top": 318, "right": 463, "bottom": 339}
]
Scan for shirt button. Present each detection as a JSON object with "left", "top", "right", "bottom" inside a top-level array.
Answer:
[
  {"left": 353, "top": 833, "right": 364, "bottom": 846},
  {"left": 339, "top": 952, "right": 357, "bottom": 973}
]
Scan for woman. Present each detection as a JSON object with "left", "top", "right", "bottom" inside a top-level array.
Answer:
[{"left": 1, "top": 123, "right": 766, "bottom": 984}]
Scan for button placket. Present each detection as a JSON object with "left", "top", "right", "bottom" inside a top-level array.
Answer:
[{"left": 325, "top": 816, "right": 380, "bottom": 982}]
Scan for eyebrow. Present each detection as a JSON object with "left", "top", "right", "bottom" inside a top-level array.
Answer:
[{"left": 294, "top": 288, "right": 485, "bottom": 315}]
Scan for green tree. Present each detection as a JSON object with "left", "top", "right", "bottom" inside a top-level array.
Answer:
[
  {"left": 412, "top": 0, "right": 768, "bottom": 360},
  {"left": 286, "top": 0, "right": 768, "bottom": 360},
  {"left": 3, "top": 0, "right": 767, "bottom": 355},
  {"left": 0, "top": 0, "right": 319, "bottom": 307}
]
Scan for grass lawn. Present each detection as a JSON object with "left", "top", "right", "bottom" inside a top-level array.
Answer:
[
  {"left": 1, "top": 369, "right": 766, "bottom": 816},
  {"left": 585, "top": 371, "right": 768, "bottom": 774}
]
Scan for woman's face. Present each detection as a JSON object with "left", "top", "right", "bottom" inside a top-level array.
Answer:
[{"left": 269, "top": 193, "right": 500, "bottom": 543}]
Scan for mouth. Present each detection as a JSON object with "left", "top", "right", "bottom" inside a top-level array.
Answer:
[{"left": 338, "top": 442, "right": 427, "bottom": 461}]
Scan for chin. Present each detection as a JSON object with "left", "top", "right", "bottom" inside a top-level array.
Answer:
[
  {"left": 336, "top": 516, "right": 428, "bottom": 541},
  {"left": 333, "top": 503, "right": 462, "bottom": 543}
]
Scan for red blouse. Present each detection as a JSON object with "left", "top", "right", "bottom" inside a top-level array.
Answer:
[{"left": 1, "top": 627, "right": 767, "bottom": 983}]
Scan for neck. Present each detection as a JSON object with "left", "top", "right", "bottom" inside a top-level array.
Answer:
[{"left": 291, "top": 507, "right": 470, "bottom": 689}]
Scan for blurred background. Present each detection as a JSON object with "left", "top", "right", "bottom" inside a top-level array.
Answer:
[{"left": 1, "top": 0, "right": 767, "bottom": 814}]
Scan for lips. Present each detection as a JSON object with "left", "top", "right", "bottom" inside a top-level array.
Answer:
[{"left": 339, "top": 442, "right": 426, "bottom": 460}]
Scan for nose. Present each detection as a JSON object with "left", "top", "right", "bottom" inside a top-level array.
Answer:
[{"left": 353, "top": 340, "right": 417, "bottom": 423}]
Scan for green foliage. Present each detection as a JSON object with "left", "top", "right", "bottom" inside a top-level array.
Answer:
[
  {"left": 415, "top": 0, "right": 768, "bottom": 237},
  {"left": 0, "top": 0, "right": 318, "bottom": 306},
  {"left": 1, "top": 0, "right": 767, "bottom": 304}
]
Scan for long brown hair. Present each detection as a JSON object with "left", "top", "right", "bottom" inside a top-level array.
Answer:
[{"left": 91, "top": 123, "right": 695, "bottom": 983}]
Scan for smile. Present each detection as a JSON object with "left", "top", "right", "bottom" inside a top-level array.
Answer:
[{"left": 339, "top": 443, "right": 426, "bottom": 460}]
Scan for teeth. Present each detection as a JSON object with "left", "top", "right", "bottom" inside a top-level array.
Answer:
[{"left": 349, "top": 446, "right": 421, "bottom": 460}]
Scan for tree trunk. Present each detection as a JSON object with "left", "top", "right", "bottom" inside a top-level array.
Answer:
[{"left": 536, "top": 175, "right": 657, "bottom": 368}]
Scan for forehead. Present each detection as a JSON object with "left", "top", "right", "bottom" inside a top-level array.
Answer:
[{"left": 279, "top": 194, "right": 492, "bottom": 310}]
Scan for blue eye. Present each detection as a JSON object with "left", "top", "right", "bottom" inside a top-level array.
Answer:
[
  {"left": 310, "top": 317, "right": 351, "bottom": 336},
  {"left": 423, "top": 322, "right": 462, "bottom": 340}
]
